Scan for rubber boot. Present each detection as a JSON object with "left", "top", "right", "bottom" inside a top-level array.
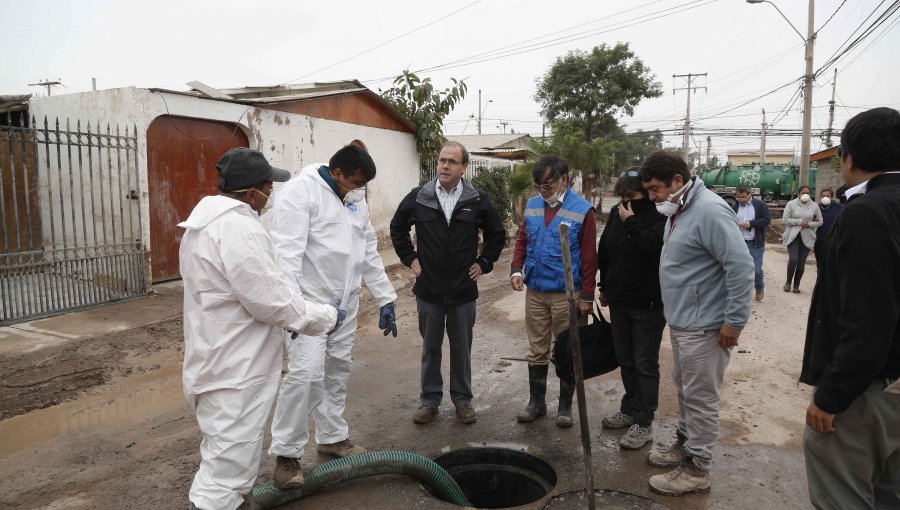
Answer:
[
  {"left": 556, "top": 378, "right": 575, "bottom": 428},
  {"left": 516, "top": 364, "right": 548, "bottom": 422}
]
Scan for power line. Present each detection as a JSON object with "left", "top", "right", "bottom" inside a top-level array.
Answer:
[
  {"left": 279, "top": 0, "right": 483, "bottom": 85},
  {"left": 816, "top": 0, "right": 848, "bottom": 35}
]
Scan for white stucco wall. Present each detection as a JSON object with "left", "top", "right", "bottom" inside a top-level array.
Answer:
[{"left": 28, "top": 87, "right": 419, "bottom": 285}]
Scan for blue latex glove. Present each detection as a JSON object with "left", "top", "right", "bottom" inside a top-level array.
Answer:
[
  {"left": 378, "top": 302, "right": 397, "bottom": 337},
  {"left": 328, "top": 297, "right": 347, "bottom": 335},
  {"left": 292, "top": 297, "right": 345, "bottom": 338}
]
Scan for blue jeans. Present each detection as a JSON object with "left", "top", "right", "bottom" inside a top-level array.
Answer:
[{"left": 747, "top": 243, "right": 765, "bottom": 291}]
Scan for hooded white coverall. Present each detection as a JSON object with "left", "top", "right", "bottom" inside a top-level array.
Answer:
[
  {"left": 267, "top": 164, "right": 397, "bottom": 458},
  {"left": 179, "top": 195, "right": 337, "bottom": 510}
]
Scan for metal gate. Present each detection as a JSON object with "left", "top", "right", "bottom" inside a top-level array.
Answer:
[{"left": 0, "top": 116, "right": 146, "bottom": 324}]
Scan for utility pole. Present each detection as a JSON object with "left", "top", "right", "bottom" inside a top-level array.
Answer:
[
  {"left": 498, "top": 121, "right": 509, "bottom": 134},
  {"left": 760, "top": 109, "right": 767, "bottom": 170},
  {"left": 706, "top": 136, "right": 712, "bottom": 167},
  {"left": 28, "top": 79, "right": 62, "bottom": 96},
  {"left": 799, "top": 0, "right": 816, "bottom": 186},
  {"left": 673, "top": 73, "right": 707, "bottom": 164},
  {"left": 825, "top": 68, "right": 837, "bottom": 148}
]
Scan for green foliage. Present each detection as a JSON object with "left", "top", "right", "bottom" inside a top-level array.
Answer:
[
  {"left": 380, "top": 70, "right": 467, "bottom": 167},
  {"left": 508, "top": 163, "right": 537, "bottom": 224},
  {"left": 471, "top": 166, "right": 512, "bottom": 224},
  {"left": 612, "top": 128, "right": 664, "bottom": 171},
  {"left": 534, "top": 43, "right": 663, "bottom": 184}
]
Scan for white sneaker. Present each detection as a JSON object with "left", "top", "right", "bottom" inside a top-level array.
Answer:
[{"left": 619, "top": 424, "right": 653, "bottom": 450}]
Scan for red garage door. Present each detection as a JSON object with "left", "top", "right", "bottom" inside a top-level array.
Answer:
[{"left": 147, "top": 116, "right": 248, "bottom": 282}]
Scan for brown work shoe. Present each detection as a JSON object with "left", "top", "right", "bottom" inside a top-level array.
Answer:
[
  {"left": 755, "top": 289, "right": 764, "bottom": 302},
  {"left": 648, "top": 462, "right": 711, "bottom": 496},
  {"left": 647, "top": 435, "right": 685, "bottom": 468},
  {"left": 456, "top": 404, "right": 477, "bottom": 424},
  {"left": 273, "top": 456, "right": 304, "bottom": 490},
  {"left": 413, "top": 405, "right": 439, "bottom": 424},
  {"left": 317, "top": 439, "right": 366, "bottom": 458}
]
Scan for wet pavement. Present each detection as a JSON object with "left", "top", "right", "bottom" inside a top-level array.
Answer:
[{"left": 0, "top": 243, "right": 814, "bottom": 509}]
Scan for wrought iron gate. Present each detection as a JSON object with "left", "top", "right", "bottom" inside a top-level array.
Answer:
[{"left": 0, "top": 116, "right": 146, "bottom": 324}]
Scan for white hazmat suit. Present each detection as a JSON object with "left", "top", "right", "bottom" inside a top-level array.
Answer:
[
  {"left": 267, "top": 164, "right": 397, "bottom": 458},
  {"left": 180, "top": 195, "right": 337, "bottom": 510}
]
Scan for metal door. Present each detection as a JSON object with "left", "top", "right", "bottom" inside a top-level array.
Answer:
[{"left": 146, "top": 116, "right": 248, "bottom": 282}]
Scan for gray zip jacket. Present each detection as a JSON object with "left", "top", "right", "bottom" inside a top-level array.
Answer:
[{"left": 660, "top": 177, "right": 754, "bottom": 331}]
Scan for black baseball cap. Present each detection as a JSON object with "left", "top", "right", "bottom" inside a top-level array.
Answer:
[{"left": 216, "top": 147, "right": 291, "bottom": 191}]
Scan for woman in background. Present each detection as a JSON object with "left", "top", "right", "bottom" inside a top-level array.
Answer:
[{"left": 782, "top": 185, "right": 822, "bottom": 293}]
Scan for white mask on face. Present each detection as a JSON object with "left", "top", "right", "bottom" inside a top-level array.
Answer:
[
  {"left": 544, "top": 180, "right": 564, "bottom": 208},
  {"left": 820, "top": 196, "right": 831, "bottom": 206},
  {"left": 343, "top": 188, "right": 366, "bottom": 205},
  {"left": 655, "top": 200, "right": 680, "bottom": 217},
  {"left": 800, "top": 193, "right": 811, "bottom": 203}
]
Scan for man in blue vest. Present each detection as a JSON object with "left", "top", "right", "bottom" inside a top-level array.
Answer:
[{"left": 511, "top": 155, "right": 597, "bottom": 427}]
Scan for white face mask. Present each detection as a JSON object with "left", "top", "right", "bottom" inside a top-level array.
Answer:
[
  {"left": 655, "top": 200, "right": 681, "bottom": 217},
  {"left": 343, "top": 188, "right": 366, "bottom": 205},
  {"left": 800, "top": 193, "right": 811, "bottom": 203},
  {"left": 820, "top": 196, "right": 831, "bottom": 206},
  {"left": 544, "top": 180, "right": 564, "bottom": 208}
]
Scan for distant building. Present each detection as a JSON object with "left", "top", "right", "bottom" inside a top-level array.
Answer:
[
  {"left": 726, "top": 149, "right": 795, "bottom": 166},
  {"left": 810, "top": 146, "right": 841, "bottom": 192}
]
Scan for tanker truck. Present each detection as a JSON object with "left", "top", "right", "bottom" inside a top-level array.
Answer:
[{"left": 695, "top": 162, "right": 816, "bottom": 206}]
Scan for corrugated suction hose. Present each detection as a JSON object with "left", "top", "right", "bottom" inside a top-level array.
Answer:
[{"left": 245, "top": 450, "right": 472, "bottom": 509}]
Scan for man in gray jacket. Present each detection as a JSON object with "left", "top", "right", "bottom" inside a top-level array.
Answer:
[{"left": 638, "top": 151, "right": 754, "bottom": 496}]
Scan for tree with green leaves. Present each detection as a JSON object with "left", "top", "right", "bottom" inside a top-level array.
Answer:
[
  {"left": 380, "top": 71, "right": 467, "bottom": 182},
  {"left": 535, "top": 43, "right": 663, "bottom": 199}
]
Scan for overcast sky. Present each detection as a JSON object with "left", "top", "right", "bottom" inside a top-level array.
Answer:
[{"left": 3, "top": 0, "right": 898, "bottom": 161}]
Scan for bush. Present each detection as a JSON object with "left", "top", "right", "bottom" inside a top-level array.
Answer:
[{"left": 471, "top": 166, "right": 512, "bottom": 224}]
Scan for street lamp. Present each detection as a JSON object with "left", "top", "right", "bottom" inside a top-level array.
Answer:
[
  {"left": 477, "top": 89, "right": 493, "bottom": 134},
  {"left": 747, "top": 0, "right": 815, "bottom": 187}
]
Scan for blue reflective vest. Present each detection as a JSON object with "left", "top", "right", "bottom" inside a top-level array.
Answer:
[{"left": 523, "top": 190, "right": 592, "bottom": 293}]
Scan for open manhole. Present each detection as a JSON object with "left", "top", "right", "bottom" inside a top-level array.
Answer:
[
  {"left": 542, "top": 489, "right": 672, "bottom": 509},
  {"left": 426, "top": 447, "right": 557, "bottom": 508}
]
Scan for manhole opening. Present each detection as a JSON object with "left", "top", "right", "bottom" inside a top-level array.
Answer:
[{"left": 427, "top": 447, "right": 558, "bottom": 509}]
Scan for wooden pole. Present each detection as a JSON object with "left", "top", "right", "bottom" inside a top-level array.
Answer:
[{"left": 559, "top": 223, "right": 596, "bottom": 509}]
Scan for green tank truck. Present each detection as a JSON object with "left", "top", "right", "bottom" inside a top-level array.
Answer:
[{"left": 696, "top": 162, "right": 816, "bottom": 206}]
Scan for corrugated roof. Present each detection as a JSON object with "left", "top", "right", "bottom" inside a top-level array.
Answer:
[{"left": 446, "top": 133, "right": 532, "bottom": 150}]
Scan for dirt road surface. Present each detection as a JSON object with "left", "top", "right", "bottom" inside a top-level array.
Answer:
[{"left": 0, "top": 241, "right": 817, "bottom": 509}]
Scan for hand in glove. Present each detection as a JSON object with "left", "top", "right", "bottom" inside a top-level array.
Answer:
[
  {"left": 378, "top": 302, "right": 397, "bottom": 337},
  {"left": 328, "top": 297, "right": 347, "bottom": 335}
]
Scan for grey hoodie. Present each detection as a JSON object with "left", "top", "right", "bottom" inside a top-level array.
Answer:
[{"left": 659, "top": 177, "right": 754, "bottom": 331}]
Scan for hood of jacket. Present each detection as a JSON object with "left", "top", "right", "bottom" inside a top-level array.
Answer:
[
  {"left": 417, "top": 178, "right": 479, "bottom": 208},
  {"left": 178, "top": 195, "right": 255, "bottom": 230}
]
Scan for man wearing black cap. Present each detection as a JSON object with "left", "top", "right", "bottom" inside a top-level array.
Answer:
[{"left": 179, "top": 147, "right": 343, "bottom": 510}]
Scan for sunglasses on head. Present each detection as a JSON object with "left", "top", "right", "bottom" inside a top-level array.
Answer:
[{"left": 619, "top": 170, "right": 640, "bottom": 178}]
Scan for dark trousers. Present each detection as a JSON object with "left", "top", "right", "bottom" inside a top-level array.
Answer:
[
  {"left": 814, "top": 239, "right": 826, "bottom": 273},
  {"left": 609, "top": 304, "right": 667, "bottom": 427},
  {"left": 786, "top": 237, "right": 811, "bottom": 287},
  {"left": 417, "top": 297, "right": 476, "bottom": 408}
]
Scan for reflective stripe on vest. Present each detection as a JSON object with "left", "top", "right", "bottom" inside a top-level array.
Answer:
[{"left": 523, "top": 190, "right": 591, "bottom": 293}]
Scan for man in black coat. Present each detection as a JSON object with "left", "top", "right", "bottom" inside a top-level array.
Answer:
[
  {"left": 390, "top": 141, "right": 506, "bottom": 425},
  {"left": 800, "top": 107, "right": 900, "bottom": 509},
  {"left": 731, "top": 184, "right": 771, "bottom": 302}
]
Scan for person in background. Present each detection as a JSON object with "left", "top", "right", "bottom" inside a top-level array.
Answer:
[
  {"left": 597, "top": 168, "right": 666, "bottom": 449},
  {"left": 179, "top": 148, "right": 341, "bottom": 510},
  {"left": 813, "top": 187, "right": 842, "bottom": 272},
  {"left": 781, "top": 185, "right": 822, "bottom": 293},
  {"left": 732, "top": 184, "right": 771, "bottom": 302},
  {"left": 510, "top": 155, "right": 596, "bottom": 428},
  {"left": 390, "top": 141, "right": 506, "bottom": 426},
  {"left": 639, "top": 151, "right": 753, "bottom": 496},
  {"left": 266, "top": 144, "right": 398, "bottom": 489},
  {"left": 801, "top": 106, "right": 900, "bottom": 510}
]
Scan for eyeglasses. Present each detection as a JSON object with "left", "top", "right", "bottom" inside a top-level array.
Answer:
[
  {"left": 619, "top": 170, "right": 640, "bottom": 178},
  {"left": 438, "top": 157, "right": 463, "bottom": 166},
  {"left": 533, "top": 178, "right": 561, "bottom": 192}
]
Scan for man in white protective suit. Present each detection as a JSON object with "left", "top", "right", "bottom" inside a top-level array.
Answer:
[
  {"left": 180, "top": 147, "right": 344, "bottom": 510},
  {"left": 267, "top": 143, "right": 398, "bottom": 489}
]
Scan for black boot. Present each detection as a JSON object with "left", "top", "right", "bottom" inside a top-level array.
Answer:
[
  {"left": 517, "top": 364, "right": 548, "bottom": 422},
  {"left": 556, "top": 378, "right": 575, "bottom": 428}
]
